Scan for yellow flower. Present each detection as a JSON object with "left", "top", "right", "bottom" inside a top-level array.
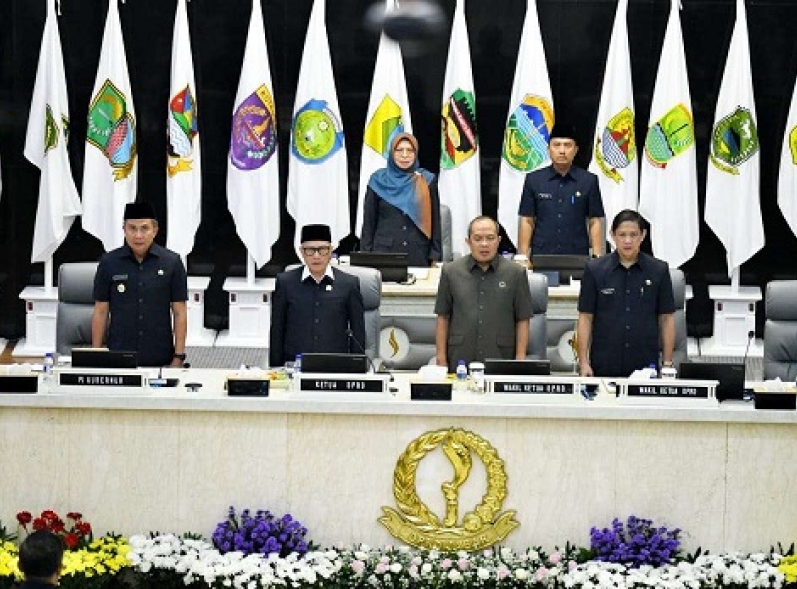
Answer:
[
  {"left": 779, "top": 554, "right": 797, "bottom": 583},
  {"left": 0, "top": 541, "right": 22, "bottom": 580}
]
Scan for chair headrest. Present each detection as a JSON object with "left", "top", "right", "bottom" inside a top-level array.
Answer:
[
  {"left": 336, "top": 265, "right": 382, "bottom": 310},
  {"left": 58, "top": 262, "right": 99, "bottom": 304},
  {"left": 767, "top": 280, "right": 797, "bottom": 321}
]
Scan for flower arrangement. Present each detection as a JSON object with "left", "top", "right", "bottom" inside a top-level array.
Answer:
[
  {"left": 589, "top": 515, "right": 681, "bottom": 567},
  {"left": 3, "top": 510, "right": 796, "bottom": 589},
  {"left": 0, "top": 511, "right": 131, "bottom": 589},
  {"left": 17, "top": 510, "right": 93, "bottom": 549},
  {"left": 211, "top": 506, "right": 310, "bottom": 558}
]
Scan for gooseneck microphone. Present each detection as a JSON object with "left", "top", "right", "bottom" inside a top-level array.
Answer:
[
  {"left": 742, "top": 330, "right": 754, "bottom": 400},
  {"left": 346, "top": 328, "right": 379, "bottom": 375}
]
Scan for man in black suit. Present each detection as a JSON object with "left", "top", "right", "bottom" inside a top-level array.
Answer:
[{"left": 269, "top": 224, "right": 366, "bottom": 367}]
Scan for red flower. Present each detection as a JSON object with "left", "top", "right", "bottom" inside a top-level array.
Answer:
[
  {"left": 50, "top": 518, "right": 65, "bottom": 533},
  {"left": 40, "top": 510, "right": 58, "bottom": 521},
  {"left": 66, "top": 512, "right": 83, "bottom": 521},
  {"left": 76, "top": 521, "right": 92, "bottom": 536},
  {"left": 16, "top": 511, "right": 32, "bottom": 526},
  {"left": 32, "top": 517, "right": 47, "bottom": 531},
  {"left": 63, "top": 533, "right": 79, "bottom": 549}
]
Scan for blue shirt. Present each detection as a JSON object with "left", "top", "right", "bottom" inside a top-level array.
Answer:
[
  {"left": 578, "top": 251, "right": 675, "bottom": 377},
  {"left": 93, "top": 243, "right": 188, "bottom": 367},
  {"left": 518, "top": 165, "right": 604, "bottom": 255}
]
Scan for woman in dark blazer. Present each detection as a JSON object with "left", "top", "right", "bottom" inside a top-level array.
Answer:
[{"left": 360, "top": 132, "right": 442, "bottom": 267}]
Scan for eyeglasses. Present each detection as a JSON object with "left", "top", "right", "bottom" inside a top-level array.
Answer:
[
  {"left": 301, "top": 246, "right": 331, "bottom": 256},
  {"left": 394, "top": 148, "right": 416, "bottom": 155}
]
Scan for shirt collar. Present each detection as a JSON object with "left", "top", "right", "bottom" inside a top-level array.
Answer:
[
  {"left": 467, "top": 254, "right": 500, "bottom": 273},
  {"left": 302, "top": 264, "right": 335, "bottom": 283},
  {"left": 608, "top": 250, "right": 649, "bottom": 271},
  {"left": 547, "top": 164, "right": 574, "bottom": 182},
  {"left": 121, "top": 242, "right": 160, "bottom": 261}
]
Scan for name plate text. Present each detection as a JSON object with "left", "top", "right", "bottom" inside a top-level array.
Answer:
[
  {"left": 626, "top": 382, "right": 711, "bottom": 399},
  {"left": 300, "top": 378, "right": 384, "bottom": 393},
  {"left": 492, "top": 381, "right": 576, "bottom": 395},
  {"left": 58, "top": 373, "right": 144, "bottom": 387}
]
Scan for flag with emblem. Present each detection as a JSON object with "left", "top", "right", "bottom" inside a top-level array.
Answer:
[
  {"left": 82, "top": 0, "right": 137, "bottom": 252},
  {"left": 439, "top": 0, "right": 480, "bottom": 254},
  {"left": 498, "top": 0, "right": 553, "bottom": 249},
  {"left": 24, "top": 0, "right": 82, "bottom": 263},
  {"left": 355, "top": 0, "right": 412, "bottom": 237},
  {"left": 166, "top": 0, "right": 201, "bottom": 259},
  {"left": 287, "top": 0, "right": 349, "bottom": 249},
  {"left": 589, "top": 0, "right": 637, "bottom": 244},
  {"left": 704, "top": 0, "right": 763, "bottom": 275},
  {"left": 638, "top": 0, "right": 698, "bottom": 268},
  {"left": 778, "top": 72, "right": 797, "bottom": 238},
  {"left": 227, "top": 0, "right": 280, "bottom": 267}
]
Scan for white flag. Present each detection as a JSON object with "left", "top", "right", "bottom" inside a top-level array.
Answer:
[
  {"left": 227, "top": 0, "right": 280, "bottom": 267},
  {"left": 439, "top": 0, "right": 481, "bottom": 252},
  {"left": 704, "top": 0, "right": 764, "bottom": 275},
  {"left": 778, "top": 73, "right": 797, "bottom": 237},
  {"left": 287, "top": 0, "right": 349, "bottom": 249},
  {"left": 497, "top": 0, "right": 553, "bottom": 249},
  {"left": 355, "top": 0, "right": 412, "bottom": 237},
  {"left": 638, "top": 0, "right": 698, "bottom": 268},
  {"left": 24, "top": 0, "right": 82, "bottom": 263},
  {"left": 166, "top": 0, "right": 201, "bottom": 258},
  {"left": 82, "top": 0, "right": 137, "bottom": 252},
  {"left": 589, "top": 0, "right": 638, "bottom": 240}
]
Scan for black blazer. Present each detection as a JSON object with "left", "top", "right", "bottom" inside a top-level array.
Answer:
[
  {"left": 360, "top": 178, "right": 442, "bottom": 267},
  {"left": 269, "top": 266, "right": 366, "bottom": 367}
]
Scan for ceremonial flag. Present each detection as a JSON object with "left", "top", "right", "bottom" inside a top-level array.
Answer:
[
  {"left": 287, "top": 0, "right": 349, "bottom": 249},
  {"left": 590, "top": 0, "right": 638, "bottom": 242},
  {"left": 498, "top": 0, "right": 553, "bottom": 249},
  {"left": 82, "top": 0, "right": 137, "bottom": 252},
  {"left": 638, "top": 0, "right": 698, "bottom": 268},
  {"left": 166, "top": 0, "right": 201, "bottom": 258},
  {"left": 227, "top": 0, "right": 280, "bottom": 267},
  {"left": 778, "top": 72, "right": 797, "bottom": 238},
  {"left": 439, "top": 0, "right": 481, "bottom": 253},
  {"left": 355, "top": 0, "right": 412, "bottom": 237},
  {"left": 24, "top": 0, "right": 82, "bottom": 263},
  {"left": 704, "top": 0, "right": 764, "bottom": 275}
]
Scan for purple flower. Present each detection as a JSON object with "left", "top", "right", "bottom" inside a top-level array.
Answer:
[
  {"left": 589, "top": 515, "right": 681, "bottom": 568},
  {"left": 212, "top": 506, "right": 312, "bottom": 557}
]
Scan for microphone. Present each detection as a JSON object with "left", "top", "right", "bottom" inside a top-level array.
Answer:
[
  {"left": 346, "top": 329, "right": 379, "bottom": 375},
  {"left": 742, "top": 330, "right": 754, "bottom": 401}
]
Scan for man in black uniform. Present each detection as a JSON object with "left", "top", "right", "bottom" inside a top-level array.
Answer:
[
  {"left": 577, "top": 209, "right": 675, "bottom": 377},
  {"left": 517, "top": 123, "right": 605, "bottom": 257},
  {"left": 269, "top": 224, "right": 366, "bottom": 368},
  {"left": 92, "top": 202, "right": 188, "bottom": 367}
]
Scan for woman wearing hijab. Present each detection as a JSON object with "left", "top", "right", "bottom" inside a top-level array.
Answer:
[{"left": 361, "top": 132, "right": 442, "bottom": 267}]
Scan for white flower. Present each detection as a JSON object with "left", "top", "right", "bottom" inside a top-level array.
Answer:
[
  {"left": 514, "top": 567, "right": 529, "bottom": 580},
  {"left": 447, "top": 569, "right": 462, "bottom": 582}
]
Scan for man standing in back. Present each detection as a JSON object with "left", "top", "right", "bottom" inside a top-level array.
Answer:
[{"left": 517, "top": 123, "right": 605, "bottom": 258}]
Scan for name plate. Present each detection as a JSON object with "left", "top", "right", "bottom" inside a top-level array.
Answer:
[
  {"left": 485, "top": 376, "right": 580, "bottom": 401},
  {"left": 51, "top": 368, "right": 149, "bottom": 394},
  {"left": 619, "top": 379, "right": 717, "bottom": 405},
  {"left": 492, "top": 381, "right": 576, "bottom": 395},
  {"left": 59, "top": 373, "right": 144, "bottom": 387},
  {"left": 297, "top": 374, "right": 388, "bottom": 394}
]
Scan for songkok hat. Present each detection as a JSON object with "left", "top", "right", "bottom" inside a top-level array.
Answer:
[
  {"left": 549, "top": 123, "right": 578, "bottom": 142},
  {"left": 300, "top": 224, "right": 332, "bottom": 243},
  {"left": 123, "top": 201, "right": 157, "bottom": 221}
]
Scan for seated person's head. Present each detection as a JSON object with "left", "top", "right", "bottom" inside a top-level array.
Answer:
[{"left": 18, "top": 530, "right": 64, "bottom": 583}]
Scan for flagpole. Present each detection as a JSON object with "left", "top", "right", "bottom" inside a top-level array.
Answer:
[
  {"left": 730, "top": 266, "right": 740, "bottom": 292},
  {"left": 44, "top": 257, "right": 54, "bottom": 293},
  {"left": 247, "top": 254, "right": 256, "bottom": 285}
]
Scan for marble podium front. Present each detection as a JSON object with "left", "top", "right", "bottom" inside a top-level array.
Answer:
[{"left": 1, "top": 370, "right": 795, "bottom": 553}]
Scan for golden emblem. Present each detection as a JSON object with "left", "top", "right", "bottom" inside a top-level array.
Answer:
[{"left": 379, "top": 428, "right": 518, "bottom": 550}]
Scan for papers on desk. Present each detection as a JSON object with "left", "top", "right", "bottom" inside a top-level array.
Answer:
[{"left": 409, "top": 267, "right": 429, "bottom": 280}]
